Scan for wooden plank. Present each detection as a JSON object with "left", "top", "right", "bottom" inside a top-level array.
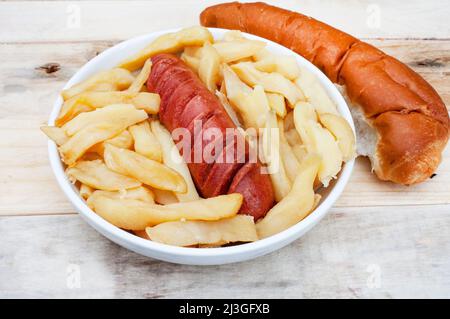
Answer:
[
  {"left": 0, "top": 39, "right": 449, "bottom": 216},
  {"left": 0, "top": 0, "right": 449, "bottom": 43},
  {"left": 1, "top": 205, "right": 449, "bottom": 298}
]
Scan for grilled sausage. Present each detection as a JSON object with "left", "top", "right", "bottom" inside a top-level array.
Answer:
[{"left": 147, "top": 53, "right": 275, "bottom": 219}]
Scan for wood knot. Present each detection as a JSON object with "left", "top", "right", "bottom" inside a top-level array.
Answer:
[
  {"left": 413, "top": 58, "right": 444, "bottom": 68},
  {"left": 36, "top": 62, "right": 61, "bottom": 74}
]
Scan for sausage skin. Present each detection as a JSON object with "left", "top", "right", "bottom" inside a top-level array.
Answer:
[{"left": 147, "top": 53, "right": 274, "bottom": 220}]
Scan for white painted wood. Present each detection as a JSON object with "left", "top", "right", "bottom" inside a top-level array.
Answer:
[
  {"left": 1, "top": 0, "right": 449, "bottom": 43},
  {"left": 1, "top": 206, "right": 449, "bottom": 298}
]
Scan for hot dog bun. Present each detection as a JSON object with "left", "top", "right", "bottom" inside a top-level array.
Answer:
[{"left": 200, "top": 2, "right": 449, "bottom": 185}]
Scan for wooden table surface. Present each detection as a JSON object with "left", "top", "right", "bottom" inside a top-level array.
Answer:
[{"left": 0, "top": 0, "right": 449, "bottom": 298}]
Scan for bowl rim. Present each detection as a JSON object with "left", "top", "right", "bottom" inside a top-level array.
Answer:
[{"left": 47, "top": 27, "right": 355, "bottom": 260}]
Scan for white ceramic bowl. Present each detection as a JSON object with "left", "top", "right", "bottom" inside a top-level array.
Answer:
[{"left": 48, "top": 28, "right": 355, "bottom": 265}]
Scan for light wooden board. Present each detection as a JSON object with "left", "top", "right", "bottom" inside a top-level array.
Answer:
[
  {"left": 1, "top": 205, "right": 450, "bottom": 298},
  {"left": 0, "top": 0, "right": 449, "bottom": 298}
]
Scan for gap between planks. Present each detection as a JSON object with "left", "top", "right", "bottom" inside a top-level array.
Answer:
[
  {"left": 0, "top": 202, "right": 448, "bottom": 218},
  {"left": 2, "top": 37, "right": 450, "bottom": 46}
]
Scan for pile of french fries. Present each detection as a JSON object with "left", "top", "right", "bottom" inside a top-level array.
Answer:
[{"left": 42, "top": 26, "right": 355, "bottom": 247}]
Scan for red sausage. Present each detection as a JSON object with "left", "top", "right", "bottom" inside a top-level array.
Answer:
[
  {"left": 228, "top": 162, "right": 274, "bottom": 217},
  {"left": 147, "top": 53, "right": 274, "bottom": 220}
]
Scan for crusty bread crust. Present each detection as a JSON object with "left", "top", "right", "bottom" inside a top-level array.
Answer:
[{"left": 200, "top": 1, "right": 449, "bottom": 184}]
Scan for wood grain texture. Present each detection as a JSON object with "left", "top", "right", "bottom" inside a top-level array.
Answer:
[
  {"left": 1, "top": 0, "right": 449, "bottom": 42},
  {"left": 0, "top": 0, "right": 449, "bottom": 299},
  {"left": 1, "top": 206, "right": 450, "bottom": 298}
]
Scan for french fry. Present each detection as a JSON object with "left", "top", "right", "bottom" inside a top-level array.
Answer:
[
  {"left": 284, "top": 111, "right": 295, "bottom": 131},
  {"left": 219, "top": 78, "right": 227, "bottom": 95},
  {"left": 252, "top": 48, "right": 271, "bottom": 61},
  {"left": 215, "top": 91, "right": 242, "bottom": 128},
  {"left": 278, "top": 118, "right": 301, "bottom": 183},
  {"left": 59, "top": 104, "right": 147, "bottom": 165},
  {"left": 253, "top": 56, "right": 277, "bottom": 73},
  {"left": 291, "top": 144, "right": 308, "bottom": 163},
  {"left": 134, "top": 230, "right": 150, "bottom": 240},
  {"left": 90, "top": 129, "right": 134, "bottom": 155},
  {"left": 151, "top": 188, "right": 179, "bottom": 205},
  {"left": 130, "top": 92, "right": 160, "bottom": 114},
  {"left": 66, "top": 168, "right": 77, "bottom": 184},
  {"left": 59, "top": 126, "right": 127, "bottom": 167},
  {"left": 181, "top": 46, "right": 203, "bottom": 72},
  {"left": 232, "top": 57, "right": 254, "bottom": 64},
  {"left": 181, "top": 53, "right": 200, "bottom": 71},
  {"left": 79, "top": 184, "right": 94, "bottom": 200},
  {"left": 127, "top": 59, "right": 152, "bottom": 93},
  {"left": 231, "top": 62, "right": 305, "bottom": 105},
  {"left": 40, "top": 126, "right": 69, "bottom": 146},
  {"left": 312, "top": 194, "right": 322, "bottom": 211},
  {"left": 106, "top": 129, "right": 134, "bottom": 149},
  {"left": 103, "top": 144, "right": 128, "bottom": 175},
  {"left": 129, "top": 121, "right": 163, "bottom": 162},
  {"left": 221, "top": 30, "right": 246, "bottom": 42},
  {"left": 284, "top": 128, "right": 302, "bottom": 146},
  {"left": 66, "top": 160, "right": 141, "bottom": 191},
  {"left": 183, "top": 46, "right": 203, "bottom": 58},
  {"left": 198, "top": 42, "right": 221, "bottom": 92},
  {"left": 222, "top": 63, "right": 252, "bottom": 98},
  {"left": 254, "top": 49, "right": 301, "bottom": 80},
  {"left": 230, "top": 62, "right": 261, "bottom": 85},
  {"left": 256, "top": 154, "right": 320, "bottom": 238},
  {"left": 151, "top": 120, "right": 200, "bottom": 202},
  {"left": 232, "top": 85, "right": 270, "bottom": 131},
  {"left": 119, "top": 26, "right": 213, "bottom": 71},
  {"left": 146, "top": 215, "right": 258, "bottom": 247},
  {"left": 213, "top": 40, "right": 265, "bottom": 63},
  {"left": 284, "top": 111, "right": 309, "bottom": 162},
  {"left": 62, "top": 68, "right": 134, "bottom": 100},
  {"left": 87, "top": 186, "right": 155, "bottom": 208},
  {"left": 56, "top": 102, "right": 92, "bottom": 127},
  {"left": 57, "top": 91, "right": 159, "bottom": 126},
  {"left": 89, "top": 193, "right": 243, "bottom": 230},
  {"left": 62, "top": 104, "right": 145, "bottom": 137},
  {"left": 222, "top": 65, "right": 267, "bottom": 130},
  {"left": 256, "top": 71, "right": 305, "bottom": 106},
  {"left": 88, "top": 82, "right": 116, "bottom": 92},
  {"left": 124, "top": 187, "right": 156, "bottom": 203},
  {"left": 104, "top": 144, "right": 187, "bottom": 193},
  {"left": 262, "top": 110, "right": 291, "bottom": 201},
  {"left": 318, "top": 113, "right": 356, "bottom": 162},
  {"left": 79, "top": 152, "right": 103, "bottom": 162},
  {"left": 294, "top": 68, "right": 339, "bottom": 115},
  {"left": 266, "top": 93, "right": 286, "bottom": 118},
  {"left": 293, "top": 102, "right": 343, "bottom": 186}
]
